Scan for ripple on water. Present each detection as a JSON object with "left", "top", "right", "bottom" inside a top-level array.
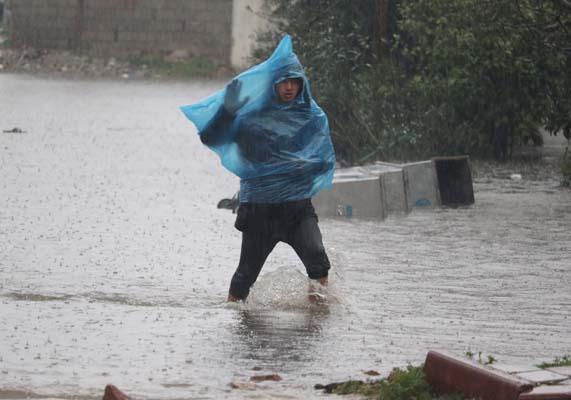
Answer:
[{"left": 1, "top": 74, "right": 570, "bottom": 400}]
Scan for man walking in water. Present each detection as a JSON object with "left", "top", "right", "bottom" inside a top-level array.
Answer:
[{"left": 181, "top": 35, "right": 335, "bottom": 302}]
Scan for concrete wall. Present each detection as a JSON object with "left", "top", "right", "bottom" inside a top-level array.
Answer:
[
  {"left": 231, "top": 0, "right": 269, "bottom": 69},
  {"left": 9, "top": 0, "right": 234, "bottom": 64}
]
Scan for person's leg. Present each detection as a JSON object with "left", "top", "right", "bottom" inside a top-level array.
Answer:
[
  {"left": 287, "top": 215, "right": 330, "bottom": 303},
  {"left": 287, "top": 215, "right": 331, "bottom": 282},
  {"left": 228, "top": 230, "right": 277, "bottom": 301}
]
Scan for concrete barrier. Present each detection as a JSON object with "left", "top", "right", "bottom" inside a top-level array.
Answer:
[
  {"left": 401, "top": 161, "right": 441, "bottom": 209},
  {"left": 362, "top": 163, "right": 408, "bottom": 214},
  {"left": 433, "top": 156, "right": 474, "bottom": 206},
  {"left": 311, "top": 157, "right": 475, "bottom": 219},
  {"left": 313, "top": 159, "right": 441, "bottom": 220},
  {"left": 312, "top": 168, "right": 384, "bottom": 219}
]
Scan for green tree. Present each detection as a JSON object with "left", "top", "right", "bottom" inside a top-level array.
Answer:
[
  {"left": 256, "top": 0, "right": 571, "bottom": 163},
  {"left": 397, "top": 0, "right": 571, "bottom": 156}
]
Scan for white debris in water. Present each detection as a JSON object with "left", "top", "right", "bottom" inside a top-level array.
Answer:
[{"left": 510, "top": 173, "right": 523, "bottom": 180}]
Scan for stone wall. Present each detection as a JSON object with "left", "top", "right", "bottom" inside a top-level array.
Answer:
[
  {"left": 9, "top": 0, "right": 233, "bottom": 64},
  {"left": 231, "top": 0, "right": 269, "bottom": 69}
]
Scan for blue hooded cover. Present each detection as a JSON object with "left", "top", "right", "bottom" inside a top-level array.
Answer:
[{"left": 180, "top": 35, "right": 335, "bottom": 203}]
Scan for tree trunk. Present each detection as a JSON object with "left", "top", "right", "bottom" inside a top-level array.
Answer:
[{"left": 374, "top": 0, "right": 390, "bottom": 58}]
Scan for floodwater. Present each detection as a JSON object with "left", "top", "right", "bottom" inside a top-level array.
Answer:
[{"left": 1, "top": 73, "right": 570, "bottom": 399}]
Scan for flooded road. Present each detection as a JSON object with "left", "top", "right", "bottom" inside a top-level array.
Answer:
[{"left": 1, "top": 74, "right": 570, "bottom": 399}]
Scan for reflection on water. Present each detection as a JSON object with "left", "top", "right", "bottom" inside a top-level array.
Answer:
[
  {"left": 234, "top": 308, "right": 328, "bottom": 365},
  {"left": 1, "top": 74, "right": 570, "bottom": 399},
  {"left": 232, "top": 267, "right": 332, "bottom": 367}
]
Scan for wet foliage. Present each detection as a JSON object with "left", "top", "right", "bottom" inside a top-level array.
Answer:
[
  {"left": 537, "top": 355, "right": 571, "bottom": 369},
  {"left": 316, "top": 365, "right": 464, "bottom": 399},
  {"left": 255, "top": 0, "right": 571, "bottom": 164},
  {"left": 465, "top": 351, "right": 497, "bottom": 365}
]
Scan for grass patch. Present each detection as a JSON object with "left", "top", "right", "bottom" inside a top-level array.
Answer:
[
  {"left": 317, "top": 365, "right": 463, "bottom": 399},
  {"left": 126, "top": 55, "right": 220, "bottom": 79},
  {"left": 465, "top": 351, "right": 497, "bottom": 365},
  {"left": 537, "top": 355, "right": 571, "bottom": 369},
  {"left": 330, "top": 379, "right": 382, "bottom": 396},
  {"left": 377, "top": 365, "right": 433, "bottom": 400}
]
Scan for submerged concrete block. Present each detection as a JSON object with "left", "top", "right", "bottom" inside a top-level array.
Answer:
[
  {"left": 402, "top": 161, "right": 440, "bottom": 209},
  {"left": 519, "top": 385, "right": 571, "bottom": 400},
  {"left": 362, "top": 163, "right": 408, "bottom": 214},
  {"left": 312, "top": 157, "right": 475, "bottom": 219},
  {"left": 546, "top": 367, "right": 571, "bottom": 377},
  {"left": 380, "top": 170, "right": 408, "bottom": 214},
  {"left": 516, "top": 370, "right": 570, "bottom": 385},
  {"left": 493, "top": 363, "right": 542, "bottom": 374},
  {"left": 313, "top": 171, "right": 384, "bottom": 219},
  {"left": 433, "top": 156, "right": 474, "bottom": 206}
]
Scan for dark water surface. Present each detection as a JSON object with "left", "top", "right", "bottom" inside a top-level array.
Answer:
[{"left": 1, "top": 74, "right": 570, "bottom": 399}]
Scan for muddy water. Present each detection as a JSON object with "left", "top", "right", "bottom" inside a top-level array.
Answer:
[{"left": 1, "top": 74, "right": 570, "bottom": 399}]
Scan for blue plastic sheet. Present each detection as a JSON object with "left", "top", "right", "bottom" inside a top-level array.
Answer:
[{"left": 180, "top": 35, "right": 335, "bottom": 203}]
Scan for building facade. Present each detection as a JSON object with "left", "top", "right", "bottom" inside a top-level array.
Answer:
[{"left": 8, "top": 0, "right": 266, "bottom": 69}]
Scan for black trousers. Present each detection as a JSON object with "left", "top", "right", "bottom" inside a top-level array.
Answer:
[{"left": 229, "top": 199, "right": 330, "bottom": 299}]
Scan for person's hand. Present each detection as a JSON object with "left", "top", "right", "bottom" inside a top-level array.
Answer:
[{"left": 223, "top": 79, "right": 250, "bottom": 115}]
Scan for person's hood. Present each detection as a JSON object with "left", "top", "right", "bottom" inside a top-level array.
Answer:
[
  {"left": 180, "top": 34, "right": 336, "bottom": 201},
  {"left": 272, "top": 71, "right": 311, "bottom": 108},
  {"left": 271, "top": 65, "right": 312, "bottom": 108}
]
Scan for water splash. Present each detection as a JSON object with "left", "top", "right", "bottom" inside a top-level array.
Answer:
[{"left": 243, "top": 266, "right": 330, "bottom": 311}]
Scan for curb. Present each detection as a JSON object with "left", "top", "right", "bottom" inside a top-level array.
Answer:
[
  {"left": 424, "top": 351, "right": 533, "bottom": 400},
  {"left": 424, "top": 351, "right": 571, "bottom": 400},
  {"left": 103, "top": 384, "right": 130, "bottom": 400}
]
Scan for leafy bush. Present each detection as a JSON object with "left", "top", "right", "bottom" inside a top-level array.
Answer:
[
  {"left": 379, "top": 365, "right": 433, "bottom": 400},
  {"left": 326, "top": 365, "right": 464, "bottom": 399},
  {"left": 255, "top": 0, "right": 571, "bottom": 163}
]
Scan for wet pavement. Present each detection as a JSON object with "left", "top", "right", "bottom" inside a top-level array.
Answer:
[{"left": 1, "top": 73, "right": 570, "bottom": 399}]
